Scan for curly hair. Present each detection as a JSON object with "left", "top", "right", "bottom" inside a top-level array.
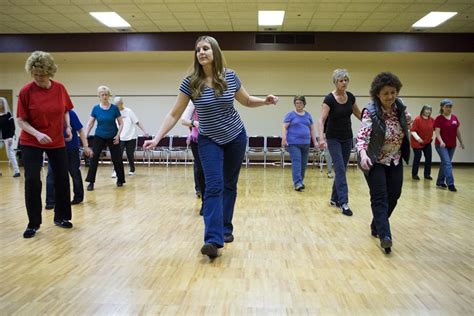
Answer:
[
  {"left": 25, "top": 51, "right": 57, "bottom": 77},
  {"left": 369, "top": 72, "right": 402, "bottom": 101},
  {"left": 189, "top": 36, "right": 227, "bottom": 100}
]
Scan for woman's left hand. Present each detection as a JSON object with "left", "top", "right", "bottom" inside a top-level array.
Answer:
[
  {"left": 264, "top": 95, "right": 279, "bottom": 105},
  {"left": 65, "top": 126, "right": 73, "bottom": 141},
  {"left": 113, "top": 135, "right": 120, "bottom": 145}
]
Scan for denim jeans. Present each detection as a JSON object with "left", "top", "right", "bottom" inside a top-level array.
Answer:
[
  {"left": 435, "top": 146, "right": 456, "bottom": 186},
  {"left": 46, "top": 147, "right": 83, "bottom": 206},
  {"left": 287, "top": 144, "right": 310, "bottom": 186},
  {"left": 412, "top": 143, "right": 432, "bottom": 178},
  {"left": 198, "top": 130, "right": 247, "bottom": 247},
  {"left": 364, "top": 162, "right": 403, "bottom": 240},
  {"left": 327, "top": 138, "right": 352, "bottom": 204},
  {"left": 21, "top": 145, "right": 71, "bottom": 228},
  {"left": 324, "top": 147, "right": 333, "bottom": 174}
]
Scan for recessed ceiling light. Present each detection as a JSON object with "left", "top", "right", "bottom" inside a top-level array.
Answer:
[
  {"left": 89, "top": 12, "right": 131, "bottom": 28},
  {"left": 412, "top": 12, "right": 457, "bottom": 28},
  {"left": 258, "top": 11, "right": 285, "bottom": 26}
]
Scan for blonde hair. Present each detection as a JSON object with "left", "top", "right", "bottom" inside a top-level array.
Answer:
[
  {"left": 0, "top": 97, "right": 11, "bottom": 115},
  {"left": 189, "top": 35, "right": 227, "bottom": 100},
  {"left": 25, "top": 51, "right": 57, "bottom": 77},
  {"left": 97, "top": 85, "right": 112, "bottom": 97},
  {"left": 332, "top": 68, "right": 350, "bottom": 84}
]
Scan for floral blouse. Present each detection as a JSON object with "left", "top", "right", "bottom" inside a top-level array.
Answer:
[{"left": 356, "top": 105, "right": 411, "bottom": 166}]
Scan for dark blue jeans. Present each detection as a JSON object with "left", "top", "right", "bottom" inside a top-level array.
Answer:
[
  {"left": 412, "top": 143, "right": 432, "bottom": 178},
  {"left": 327, "top": 138, "right": 352, "bottom": 204},
  {"left": 435, "top": 146, "right": 456, "bottom": 186},
  {"left": 46, "top": 147, "right": 83, "bottom": 205},
  {"left": 21, "top": 145, "right": 71, "bottom": 228},
  {"left": 198, "top": 130, "right": 247, "bottom": 248},
  {"left": 365, "top": 162, "right": 403, "bottom": 240},
  {"left": 287, "top": 144, "right": 310, "bottom": 187}
]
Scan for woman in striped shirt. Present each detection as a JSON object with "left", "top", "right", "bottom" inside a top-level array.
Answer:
[{"left": 144, "top": 36, "right": 278, "bottom": 259}]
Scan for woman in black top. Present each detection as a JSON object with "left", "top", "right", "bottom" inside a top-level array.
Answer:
[
  {"left": 318, "top": 69, "right": 361, "bottom": 216},
  {"left": 0, "top": 97, "right": 20, "bottom": 177}
]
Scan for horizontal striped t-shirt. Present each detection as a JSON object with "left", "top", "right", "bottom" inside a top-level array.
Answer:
[{"left": 179, "top": 70, "right": 244, "bottom": 145}]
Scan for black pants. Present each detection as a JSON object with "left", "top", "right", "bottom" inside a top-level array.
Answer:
[
  {"left": 86, "top": 135, "right": 125, "bottom": 184},
  {"left": 412, "top": 143, "right": 432, "bottom": 177},
  {"left": 22, "top": 145, "right": 71, "bottom": 228},
  {"left": 120, "top": 139, "right": 137, "bottom": 172},
  {"left": 190, "top": 141, "right": 205, "bottom": 197},
  {"left": 364, "top": 162, "right": 403, "bottom": 240}
]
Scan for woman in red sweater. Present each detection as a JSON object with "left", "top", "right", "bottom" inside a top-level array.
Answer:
[{"left": 410, "top": 105, "right": 434, "bottom": 180}]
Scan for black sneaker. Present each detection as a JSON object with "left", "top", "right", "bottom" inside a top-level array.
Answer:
[
  {"left": 425, "top": 176, "right": 433, "bottom": 180},
  {"left": 295, "top": 184, "right": 304, "bottom": 192},
  {"left": 13, "top": 172, "right": 21, "bottom": 178},
  {"left": 54, "top": 220, "right": 73, "bottom": 229},
  {"left": 116, "top": 182, "right": 124, "bottom": 187},
  {"left": 340, "top": 203, "right": 353, "bottom": 216},
  {"left": 45, "top": 204, "right": 55, "bottom": 210},
  {"left": 87, "top": 183, "right": 94, "bottom": 191},
  {"left": 224, "top": 234, "right": 234, "bottom": 243},
  {"left": 71, "top": 199, "right": 83, "bottom": 205},
  {"left": 23, "top": 226, "right": 39, "bottom": 238},
  {"left": 380, "top": 236, "right": 392, "bottom": 249},
  {"left": 436, "top": 183, "right": 447, "bottom": 189},
  {"left": 448, "top": 185, "right": 457, "bottom": 192},
  {"left": 301, "top": 184, "right": 305, "bottom": 190},
  {"left": 201, "top": 243, "right": 218, "bottom": 258},
  {"left": 412, "top": 175, "right": 420, "bottom": 180}
]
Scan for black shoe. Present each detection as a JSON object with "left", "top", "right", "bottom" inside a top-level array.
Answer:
[
  {"left": 87, "top": 183, "right": 94, "bottom": 191},
  {"left": 425, "top": 176, "right": 433, "bottom": 180},
  {"left": 13, "top": 172, "right": 21, "bottom": 178},
  {"left": 412, "top": 175, "right": 420, "bottom": 180},
  {"left": 384, "top": 247, "right": 392, "bottom": 254},
  {"left": 371, "top": 226, "right": 378, "bottom": 238},
  {"left": 54, "top": 220, "right": 73, "bottom": 229},
  {"left": 380, "top": 236, "right": 392, "bottom": 249},
  {"left": 436, "top": 184, "right": 447, "bottom": 189},
  {"left": 224, "top": 234, "right": 234, "bottom": 243},
  {"left": 448, "top": 185, "right": 457, "bottom": 192},
  {"left": 45, "top": 204, "right": 55, "bottom": 210},
  {"left": 330, "top": 200, "right": 340, "bottom": 207},
  {"left": 117, "top": 182, "right": 123, "bottom": 187},
  {"left": 340, "top": 203, "right": 353, "bottom": 216},
  {"left": 295, "top": 184, "right": 304, "bottom": 192},
  {"left": 71, "top": 199, "right": 83, "bottom": 205},
  {"left": 201, "top": 243, "right": 218, "bottom": 259},
  {"left": 301, "top": 184, "right": 305, "bottom": 190},
  {"left": 23, "top": 226, "right": 39, "bottom": 238}
]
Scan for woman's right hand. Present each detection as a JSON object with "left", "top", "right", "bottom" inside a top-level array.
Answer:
[
  {"left": 281, "top": 138, "right": 288, "bottom": 147},
  {"left": 35, "top": 132, "right": 52, "bottom": 144},
  {"left": 143, "top": 139, "right": 158, "bottom": 150},
  {"left": 440, "top": 141, "right": 446, "bottom": 148},
  {"left": 319, "top": 139, "right": 327, "bottom": 149},
  {"left": 359, "top": 151, "right": 372, "bottom": 171}
]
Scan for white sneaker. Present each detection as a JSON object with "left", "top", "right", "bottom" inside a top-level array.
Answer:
[
  {"left": 128, "top": 171, "right": 135, "bottom": 176},
  {"left": 111, "top": 171, "right": 117, "bottom": 178}
]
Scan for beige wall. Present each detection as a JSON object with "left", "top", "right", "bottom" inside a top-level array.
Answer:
[{"left": 1, "top": 51, "right": 473, "bottom": 162}]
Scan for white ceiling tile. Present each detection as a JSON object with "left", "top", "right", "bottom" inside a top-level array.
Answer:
[
  {"left": 368, "top": 12, "right": 400, "bottom": 20},
  {"left": 0, "top": 5, "right": 29, "bottom": 14},
  {"left": 173, "top": 12, "right": 203, "bottom": 19},
  {"left": 331, "top": 25, "right": 358, "bottom": 31},
  {"left": 345, "top": 3, "right": 377, "bottom": 12},
  {"left": 8, "top": 13, "right": 46, "bottom": 21},
  {"left": 71, "top": 0, "right": 103, "bottom": 4},
  {"left": 285, "top": 11, "right": 314, "bottom": 19},
  {"left": 102, "top": 0, "right": 136, "bottom": 4},
  {"left": 119, "top": 12, "right": 150, "bottom": 20},
  {"left": 339, "top": 12, "right": 370, "bottom": 20},
  {"left": 0, "top": 14, "right": 20, "bottom": 22},
  {"left": 179, "top": 19, "right": 207, "bottom": 26},
  {"left": 196, "top": 3, "right": 227, "bottom": 11},
  {"left": 12, "top": 0, "right": 41, "bottom": 5},
  {"left": 257, "top": 4, "right": 287, "bottom": 10},
  {"left": 136, "top": 4, "right": 169, "bottom": 12},
  {"left": 232, "top": 24, "right": 257, "bottom": 31},
  {"left": 229, "top": 11, "right": 256, "bottom": 18},
  {"left": 361, "top": 19, "right": 389, "bottom": 27},
  {"left": 227, "top": 4, "right": 258, "bottom": 11},
  {"left": 375, "top": 3, "right": 410, "bottom": 12},
  {"left": 157, "top": 25, "right": 184, "bottom": 31},
  {"left": 52, "top": 5, "right": 84, "bottom": 13},
  {"left": 307, "top": 25, "right": 333, "bottom": 31},
  {"left": 41, "top": 13, "right": 71, "bottom": 21},
  {"left": 134, "top": 25, "right": 160, "bottom": 31},
  {"left": 40, "top": 0, "right": 72, "bottom": 4},
  {"left": 108, "top": 4, "right": 143, "bottom": 12},
  {"left": 207, "top": 25, "right": 233, "bottom": 31},
  {"left": 146, "top": 12, "right": 174, "bottom": 19},
  {"left": 309, "top": 19, "right": 335, "bottom": 26},
  {"left": 317, "top": 3, "right": 348, "bottom": 11},
  {"left": 51, "top": 21, "right": 81, "bottom": 27},
  {"left": 166, "top": 4, "right": 199, "bottom": 12},
  {"left": 201, "top": 12, "right": 230, "bottom": 19},
  {"left": 79, "top": 4, "right": 113, "bottom": 12},
  {"left": 63, "top": 26, "right": 90, "bottom": 32},
  {"left": 287, "top": 3, "right": 317, "bottom": 12},
  {"left": 406, "top": 4, "right": 441, "bottom": 12},
  {"left": 155, "top": 18, "right": 181, "bottom": 26},
  {"left": 334, "top": 19, "right": 361, "bottom": 27},
  {"left": 21, "top": 5, "right": 59, "bottom": 14},
  {"left": 128, "top": 19, "right": 156, "bottom": 27},
  {"left": 133, "top": 0, "right": 166, "bottom": 4},
  {"left": 313, "top": 11, "right": 342, "bottom": 19}
]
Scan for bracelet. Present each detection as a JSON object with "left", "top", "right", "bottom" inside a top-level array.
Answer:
[{"left": 191, "top": 119, "right": 195, "bottom": 127}]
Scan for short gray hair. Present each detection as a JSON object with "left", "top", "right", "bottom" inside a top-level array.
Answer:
[
  {"left": 332, "top": 68, "right": 350, "bottom": 84},
  {"left": 113, "top": 96, "right": 123, "bottom": 104},
  {"left": 25, "top": 51, "right": 58, "bottom": 77}
]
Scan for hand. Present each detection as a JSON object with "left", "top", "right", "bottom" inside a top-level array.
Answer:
[
  {"left": 65, "top": 126, "right": 73, "bottom": 142},
  {"left": 319, "top": 139, "right": 327, "bottom": 149},
  {"left": 113, "top": 135, "right": 120, "bottom": 145},
  {"left": 440, "top": 142, "right": 446, "bottom": 148},
  {"left": 193, "top": 121, "right": 200, "bottom": 128},
  {"left": 264, "top": 95, "right": 279, "bottom": 105},
  {"left": 143, "top": 139, "right": 158, "bottom": 150},
  {"left": 84, "top": 147, "right": 93, "bottom": 157},
  {"left": 359, "top": 152, "right": 373, "bottom": 171},
  {"left": 281, "top": 139, "right": 288, "bottom": 147},
  {"left": 35, "top": 132, "right": 52, "bottom": 144},
  {"left": 417, "top": 138, "right": 424, "bottom": 144},
  {"left": 460, "top": 143, "right": 465, "bottom": 150}
]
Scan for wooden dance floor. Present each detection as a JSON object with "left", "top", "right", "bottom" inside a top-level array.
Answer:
[{"left": 0, "top": 162, "right": 472, "bottom": 314}]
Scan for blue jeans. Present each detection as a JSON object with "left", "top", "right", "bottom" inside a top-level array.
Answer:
[
  {"left": 198, "top": 130, "right": 247, "bottom": 248},
  {"left": 435, "top": 146, "right": 456, "bottom": 186},
  {"left": 327, "top": 138, "right": 352, "bottom": 204},
  {"left": 287, "top": 144, "right": 310, "bottom": 186},
  {"left": 365, "top": 162, "right": 403, "bottom": 239},
  {"left": 412, "top": 143, "right": 432, "bottom": 178},
  {"left": 46, "top": 147, "right": 83, "bottom": 206}
]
